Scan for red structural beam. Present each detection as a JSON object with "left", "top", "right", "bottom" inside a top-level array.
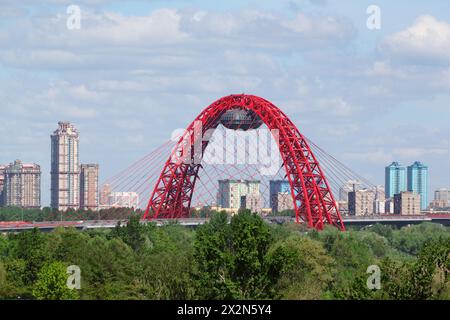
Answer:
[{"left": 143, "top": 94, "right": 345, "bottom": 231}]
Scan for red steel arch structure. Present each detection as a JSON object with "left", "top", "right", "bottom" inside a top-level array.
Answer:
[{"left": 143, "top": 94, "right": 345, "bottom": 231}]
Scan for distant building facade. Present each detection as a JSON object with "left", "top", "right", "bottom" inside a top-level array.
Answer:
[
  {"left": 51, "top": 122, "right": 80, "bottom": 211},
  {"left": 339, "top": 180, "right": 362, "bottom": 202},
  {"left": 275, "top": 193, "right": 294, "bottom": 213},
  {"left": 385, "top": 198, "right": 394, "bottom": 214},
  {"left": 373, "top": 185, "right": 386, "bottom": 214},
  {"left": 0, "top": 165, "right": 5, "bottom": 207},
  {"left": 348, "top": 189, "right": 375, "bottom": 216},
  {"left": 218, "top": 180, "right": 260, "bottom": 210},
  {"left": 394, "top": 192, "right": 421, "bottom": 215},
  {"left": 269, "top": 180, "right": 293, "bottom": 213},
  {"left": 80, "top": 164, "right": 99, "bottom": 211},
  {"left": 240, "top": 193, "right": 263, "bottom": 214},
  {"left": 99, "top": 184, "right": 112, "bottom": 207},
  {"left": 434, "top": 188, "right": 449, "bottom": 203},
  {"left": 2, "top": 160, "right": 41, "bottom": 208},
  {"left": 407, "top": 161, "right": 428, "bottom": 210},
  {"left": 385, "top": 162, "right": 407, "bottom": 199},
  {"left": 430, "top": 188, "right": 450, "bottom": 209},
  {"left": 107, "top": 192, "right": 139, "bottom": 208}
]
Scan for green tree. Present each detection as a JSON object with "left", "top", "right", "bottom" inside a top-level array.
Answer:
[
  {"left": 79, "top": 236, "right": 136, "bottom": 299},
  {"left": 32, "top": 261, "right": 78, "bottom": 300},
  {"left": 194, "top": 211, "right": 235, "bottom": 299},
  {"left": 11, "top": 228, "right": 51, "bottom": 283},
  {"left": 391, "top": 223, "right": 450, "bottom": 255},
  {"left": 111, "top": 216, "right": 152, "bottom": 252},
  {"left": 194, "top": 210, "right": 275, "bottom": 299},
  {"left": 229, "top": 210, "right": 274, "bottom": 298},
  {"left": 369, "top": 224, "right": 394, "bottom": 241},
  {"left": 267, "top": 236, "right": 335, "bottom": 299}
]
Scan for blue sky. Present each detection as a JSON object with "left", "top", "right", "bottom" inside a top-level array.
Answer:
[{"left": 1, "top": 0, "right": 450, "bottom": 206}]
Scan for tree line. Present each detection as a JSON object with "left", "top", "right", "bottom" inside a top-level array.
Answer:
[
  {"left": 0, "top": 210, "right": 449, "bottom": 300},
  {"left": 0, "top": 206, "right": 140, "bottom": 222}
]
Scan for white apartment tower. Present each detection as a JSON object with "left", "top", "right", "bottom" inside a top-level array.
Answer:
[
  {"left": 218, "top": 179, "right": 261, "bottom": 210},
  {"left": 51, "top": 122, "right": 80, "bottom": 211}
]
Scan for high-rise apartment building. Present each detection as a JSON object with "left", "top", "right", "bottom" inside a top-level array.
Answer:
[
  {"left": 51, "top": 122, "right": 80, "bottom": 211},
  {"left": 3, "top": 160, "right": 41, "bottom": 208},
  {"left": 407, "top": 161, "right": 428, "bottom": 210},
  {"left": 269, "top": 180, "right": 293, "bottom": 213},
  {"left": 348, "top": 189, "right": 375, "bottom": 216},
  {"left": 0, "top": 165, "right": 5, "bottom": 207},
  {"left": 80, "top": 164, "right": 99, "bottom": 211},
  {"left": 394, "top": 191, "right": 421, "bottom": 215},
  {"left": 218, "top": 179, "right": 260, "bottom": 210},
  {"left": 385, "top": 162, "right": 407, "bottom": 199}
]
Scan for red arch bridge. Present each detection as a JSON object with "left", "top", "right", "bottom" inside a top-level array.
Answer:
[
  {"left": 42, "top": 94, "right": 391, "bottom": 231},
  {"left": 143, "top": 94, "right": 345, "bottom": 230}
]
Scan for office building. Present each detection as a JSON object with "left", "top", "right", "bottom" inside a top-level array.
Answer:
[
  {"left": 80, "top": 164, "right": 99, "bottom": 211},
  {"left": 385, "top": 162, "right": 407, "bottom": 199},
  {"left": 51, "top": 122, "right": 80, "bottom": 211},
  {"left": 348, "top": 189, "right": 375, "bottom": 216},
  {"left": 394, "top": 191, "right": 421, "bottom": 215},
  {"left": 407, "top": 161, "right": 428, "bottom": 210},
  {"left": 269, "top": 180, "right": 293, "bottom": 213},
  {"left": 3, "top": 160, "right": 41, "bottom": 208},
  {"left": 218, "top": 179, "right": 260, "bottom": 209}
]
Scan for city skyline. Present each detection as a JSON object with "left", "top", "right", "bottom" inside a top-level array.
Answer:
[
  {"left": 0, "top": 119, "right": 446, "bottom": 210},
  {"left": 1, "top": 1, "right": 450, "bottom": 206},
  {"left": 1, "top": 0, "right": 450, "bottom": 305}
]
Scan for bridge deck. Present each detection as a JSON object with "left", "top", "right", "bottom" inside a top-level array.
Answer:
[{"left": 1, "top": 215, "right": 449, "bottom": 232}]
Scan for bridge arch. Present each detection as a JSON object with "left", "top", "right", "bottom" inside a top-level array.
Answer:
[{"left": 143, "top": 94, "right": 345, "bottom": 230}]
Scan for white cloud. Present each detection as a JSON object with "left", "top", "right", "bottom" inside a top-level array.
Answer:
[
  {"left": 0, "top": 8, "right": 356, "bottom": 71},
  {"left": 314, "top": 97, "right": 356, "bottom": 116},
  {"left": 282, "top": 13, "right": 354, "bottom": 42},
  {"left": 381, "top": 15, "right": 450, "bottom": 64}
]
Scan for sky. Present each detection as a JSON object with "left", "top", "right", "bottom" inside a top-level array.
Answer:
[{"left": 1, "top": 0, "right": 450, "bottom": 206}]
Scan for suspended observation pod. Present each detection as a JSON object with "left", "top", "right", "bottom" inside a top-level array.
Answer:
[{"left": 219, "top": 108, "right": 264, "bottom": 131}]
